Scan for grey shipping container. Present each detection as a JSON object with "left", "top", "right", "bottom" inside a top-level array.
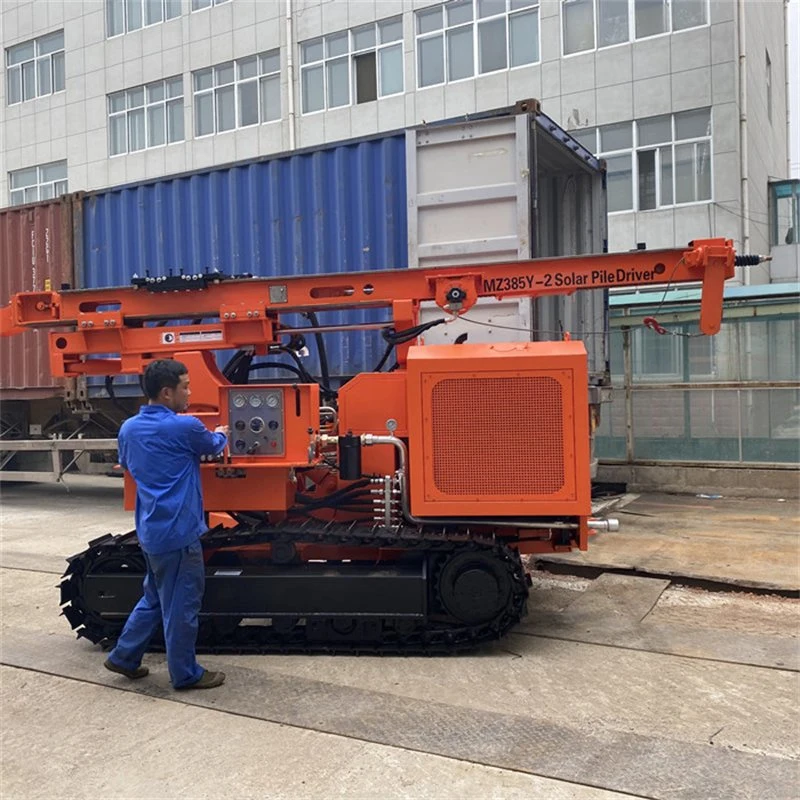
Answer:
[{"left": 408, "top": 101, "right": 608, "bottom": 382}]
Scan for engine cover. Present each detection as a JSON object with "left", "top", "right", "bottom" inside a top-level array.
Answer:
[{"left": 406, "top": 341, "right": 591, "bottom": 518}]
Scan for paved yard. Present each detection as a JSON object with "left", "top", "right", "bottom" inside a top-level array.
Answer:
[{"left": 1, "top": 478, "right": 798, "bottom": 799}]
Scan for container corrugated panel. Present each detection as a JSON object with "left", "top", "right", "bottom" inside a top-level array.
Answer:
[
  {"left": 80, "top": 135, "right": 407, "bottom": 391},
  {"left": 0, "top": 198, "right": 75, "bottom": 398},
  {"left": 533, "top": 121, "right": 608, "bottom": 379},
  {"left": 407, "top": 106, "right": 608, "bottom": 378}
]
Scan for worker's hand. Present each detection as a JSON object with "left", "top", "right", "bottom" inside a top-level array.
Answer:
[{"left": 215, "top": 424, "right": 230, "bottom": 437}]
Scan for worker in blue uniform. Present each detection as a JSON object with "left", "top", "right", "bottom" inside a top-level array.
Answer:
[{"left": 104, "top": 359, "right": 229, "bottom": 690}]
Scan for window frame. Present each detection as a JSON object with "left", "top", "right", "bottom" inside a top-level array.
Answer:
[
  {"left": 106, "top": 0, "right": 181, "bottom": 39},
  {"left": 8, "top": 160, "right": 68, "bottom": 207},
  {"left": 190, "top": 0, "right": 231, "bottom": 12},
  {"left": 192, "top": 50, "right": 281, "bottom": 137},
  {"left": 6, "top": 31, "right": 65, "bottom": 106},
  {"left": 570, "top": 108, "right": 713, "bottom": 214},
  {"left": 560, "top": 0, "right": 710, "bottom": 58},
  {"left": 766, "top": 49, "right": 772, "bottom": 124},
  {"left": 631, "top": 323, "right": 717, "bottom": 382},
  {"left": 632, "top": 325, "right": 684, "bottom": 381},
  {"left": 415, "top": 0, "right": 541, "bottom": 90},
  {"left": 669, "top": 110, "right": 713, "bottom": 206},
  {"left": 108, "top": 76, "right": 185, "bottom": 157},
  {"left": 769, "top": 181, "right": 800, "bottom": 246},
  {"left": 299, "top": 17, "right": 404, "bottom": 115},
  {"left": 561, "top": 0, "right": 596, "bottom": 57},
  {"left": 604, "top": 150, "right": 636, "bottom": 213}
]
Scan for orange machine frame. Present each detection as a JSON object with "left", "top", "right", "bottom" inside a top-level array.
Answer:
[
  {"left": 0, "top": 239, "right": 739, "bottom": 551},
  {"left": 1, "top": 239, "right": 736, "bottom": 378}
]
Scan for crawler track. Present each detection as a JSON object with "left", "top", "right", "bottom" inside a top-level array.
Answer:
[{"left": 59, "top": 520, "right": 530, "bottom": 655}]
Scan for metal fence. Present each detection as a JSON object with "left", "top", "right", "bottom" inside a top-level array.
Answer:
[{"left": 596, "top": 299, "right": 800, "bottom": 467}]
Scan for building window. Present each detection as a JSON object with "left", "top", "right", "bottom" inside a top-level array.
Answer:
[
  {"left": 562, "top": 0, "right": 707, "bottom": 56},
  {"left": 570, "top": 108, "right": 712, "bottom": 212},
  {"left": 300, "top": 17, "right": 403, "bottom": 113},
  {"left": 635, "top": 0, "right": 707, "bottom": 37},
  {"left": 630, "top": 325, "right": 716, "bottom": 381},
  {"left": 6, "top": 31, "right": 65, "bottom": 105},
  {"left": 106, "top": 0, "right": 181, "bottom": 37},
  {"left": 109, "top": 77, "right": 184, "bottom": 156},
  {"left": 416, "top": 1, "right": 539, "bottom": 88},
  {"left": 563, "top": 0, "right": 596, "bottom": 55},
  {"left": 9, "top": 161, "right": 68, "bottom": 206},
  {"left": 193, "top": 51, "right": 280, "bottom": 136},
  {"left": 770, "top": 180, "right": 800, "bottom": 246},
  {"left": 670, "top": 109, "right": 712, "bottom": 205},
  {"left": 634, "top": 0, "right": 668, "bottom": 37},
  {"left": 766, "top": 50, "right": 772, "bottom": 124},
  {"left": 191, "top": 0, "right": 230, "bottom": 10},
  {"left": 633, "top": 327, "right": 682, "bottom": 379}
]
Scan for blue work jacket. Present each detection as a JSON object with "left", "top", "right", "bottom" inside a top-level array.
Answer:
[{"left": 118, "top": 404, "right": 227, "bottom": 554}]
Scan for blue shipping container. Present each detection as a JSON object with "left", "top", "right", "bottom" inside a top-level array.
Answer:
[{"left": 80, "top": 134, "right": 408, "bottom": 391}]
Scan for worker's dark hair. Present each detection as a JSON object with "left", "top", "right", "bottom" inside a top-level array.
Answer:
[{"left": 143, "top": 359, "right": 188, "bottom": 400}]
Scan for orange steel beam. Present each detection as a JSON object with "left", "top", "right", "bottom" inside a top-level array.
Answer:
[{"left": 1, "top": 240, "right": 735, "bottom": 355}]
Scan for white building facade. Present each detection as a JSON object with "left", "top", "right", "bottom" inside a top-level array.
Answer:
[{"left": 0, "top": 0, "right": 791, "bottom": 280}]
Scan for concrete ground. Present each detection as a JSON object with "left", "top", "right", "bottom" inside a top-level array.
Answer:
[
  {"left": 1, "top": 477, "right": 798, "bottom": 800},
  {"left": 536, "top": 491, "right": 800, "bottom": 593}
]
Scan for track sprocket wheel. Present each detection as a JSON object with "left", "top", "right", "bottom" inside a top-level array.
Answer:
[{"left": 435, "top": 550, "right": 513, "bottom": 625}]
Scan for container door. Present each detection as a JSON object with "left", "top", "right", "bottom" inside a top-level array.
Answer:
[{"left": 408, "top": 114, "right": 533, "bottom": 343}]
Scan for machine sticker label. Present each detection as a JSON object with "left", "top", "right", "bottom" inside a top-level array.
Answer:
[
  {"left": 482, "top": 267, "right": 658, "bottom": 294},
  {"left": 160, "top": 330, "right": 224, "bottom": 344},
  {"left": 179, "top": 330, "right": 224, "bottom": 343}
]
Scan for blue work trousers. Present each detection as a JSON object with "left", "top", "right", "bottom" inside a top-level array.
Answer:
[{"left": 108, "top": 539, "right": 205, "bottom": 688}]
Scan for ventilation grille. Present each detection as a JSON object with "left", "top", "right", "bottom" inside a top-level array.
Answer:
[{"left": 430, "top": 376, "right": 565, "bottom": 496}]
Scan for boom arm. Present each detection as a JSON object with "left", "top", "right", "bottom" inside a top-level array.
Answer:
[{"left": 0, "top": 239, "right": 742, "bottom": 377}]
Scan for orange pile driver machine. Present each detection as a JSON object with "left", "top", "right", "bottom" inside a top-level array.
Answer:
[{"left": 0, "top": 239, "right": 754, "bottom": 653}]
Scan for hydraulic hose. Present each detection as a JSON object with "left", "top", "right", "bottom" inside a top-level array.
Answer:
[
  {"left": 247, "top": 362, "right": 305, "bottom": 380},
  {"left": 303, "top": 311, "right": 331, "bottom": 390}
]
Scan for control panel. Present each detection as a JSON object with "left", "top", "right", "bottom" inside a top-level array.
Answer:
[{"left": 227, "top": 389, "right": 285, "bottom": 457}]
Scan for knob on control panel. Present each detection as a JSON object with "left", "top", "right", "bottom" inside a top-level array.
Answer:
[{"left": 226, "top": 389, "right": 285, "bottom": 457}]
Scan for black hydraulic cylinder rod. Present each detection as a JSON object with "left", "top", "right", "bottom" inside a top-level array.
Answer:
[{"left": 339, "top": 433, "right": 362, "bottom": 480}]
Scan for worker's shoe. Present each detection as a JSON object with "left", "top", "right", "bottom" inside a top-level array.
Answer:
[
  {"left": 104, "top": 658, "right": 149, "bottom": 680},
  {"left": 175, "top": 670, "right": 226, "bottom": 691}
]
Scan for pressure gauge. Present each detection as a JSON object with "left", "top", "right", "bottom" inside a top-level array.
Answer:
[
  {"left": 265, "top": 393, "right": 279, "bottom": 409},
  {"left": 232, "top": 394, "right": 246, "bottom": 408},
  {"left": 249, "top": 394, "right": 263, "bottom": 408}
]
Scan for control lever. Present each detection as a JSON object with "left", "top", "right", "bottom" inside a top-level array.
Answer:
[{"left": 212, "top": 424, "right": 231, "bottom": 463}]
